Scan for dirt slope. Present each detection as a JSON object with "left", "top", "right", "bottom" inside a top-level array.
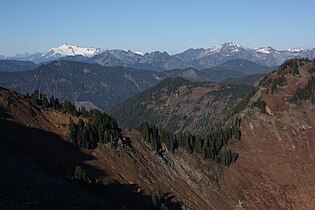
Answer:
[{"left": 222, "top": 60, "right": 315, "bottom": 209}]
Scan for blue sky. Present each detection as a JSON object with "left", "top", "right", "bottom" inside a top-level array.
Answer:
[{"left": 0, "top": 0, "right": 314, "bottom": 55}]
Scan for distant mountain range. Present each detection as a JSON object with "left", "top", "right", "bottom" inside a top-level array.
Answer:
[
  {"left": 0, "top": 59, "right": 274, "bottom": 110},
  {"left": 1, "top": 42, "right": 314, "bottom": 71},
  {"left": 0, "top": 61, "right": 160, "bottom": 110},
  {"left": 0, "top": 60, "right": 38, "bottom": 72},
  {"left": 4, "top": 43, "right": 104, "bottom": 64}
]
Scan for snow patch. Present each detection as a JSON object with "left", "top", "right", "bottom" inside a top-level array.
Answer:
[
  {"left": 254, "top": 48, "right": 272, "bottom": 54},
  {"left": 285, "top": 48, "right": 305, "bottom": 52},
  {"left": 207, "top": 44, "right": 222, "bottom": 53},
  {"left": 134, "top": 51, "right": 145, "bottom": 56},
  {"left": 83, "top": 68, "right": 90, "bottom": 73},
  {"left": 153, "top": 75, "right": 162, "bottom": 80}
]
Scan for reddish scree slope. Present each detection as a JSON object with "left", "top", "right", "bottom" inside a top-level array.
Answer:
[{"left": 223, "top": 60, "right": 315, "bottom": 209}]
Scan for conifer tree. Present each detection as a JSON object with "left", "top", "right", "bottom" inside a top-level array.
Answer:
[{"left": 69, "top": 118, "right": 77, "bottom": 145}]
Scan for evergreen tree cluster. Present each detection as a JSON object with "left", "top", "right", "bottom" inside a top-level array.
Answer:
[
  {"left": 139, "top": 118, "right": 241, "bottom": 166},
  {"left": 69, "top": 110, "right": 120, "bottom": 149},
  {"left": 67, "top": 165, "right": 102, "bottom": 185},
  {"left": 271, "top": 75, "right": 286, "bottom": 94},
  {"left": 308, "top": 67, "right": 315, "bottom": 74},
  {"left": 279, "top": 59, "right": 299, "bottom": 73},
  {"left": 252, "top": 98, "right": 267, "bottom": 113},
  {"left": 138, "top": 122, "right": 175, "bottom": 153},
  {"left": 151, "top": 192, "right": 170, "bottom": 210},
  {"left": 278, "top": 58, "right": 313, "bottom": 75},
  {"left": 27, "top": 90, "right": 83, "bottom": 116},
  {"left": 202, "top": 118, "right": 241, "bottom": 166},
  {"left": 28, "top": 90, "right": 61, "bottom": 109},
  {"left": 223, "top": 88, "right": 258, "bottom": 122},
  {"left": 291, "top": 76, "right": 315, "bottom": 104},
  {"left": 73, "top": 166, "right": 87, "bottom": 182}
]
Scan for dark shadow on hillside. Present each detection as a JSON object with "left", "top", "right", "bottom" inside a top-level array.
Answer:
[
  {"left": 0, "top": 106, "right": 9, "bottom": 119},
  {"left": 93, "top": 183, "right": 183, "bottom": 210},
  {"left": 0, "top": 117, "right": 116, "bottom": 209},
  {"left": 0, "top": 117, "right": 103, "bottom": 177},
  {"left": 0, "top": 111, "right": 183, "bottom": 209}
]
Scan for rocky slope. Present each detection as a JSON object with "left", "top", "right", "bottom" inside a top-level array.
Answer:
[
  {"left": 220, "top": 59, "right": 315, "bottom": 209},
  {"left": 0, "top": 88, "right": 118, "bottom": 209},
  {"left": 110, "top": 59, "right": 315, "bottom": 209},
  {"left": 1, "top": 59, "right": 314, "bottom": 209}
]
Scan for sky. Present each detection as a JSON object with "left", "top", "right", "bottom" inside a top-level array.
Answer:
[{"left": 0, "top": 0, "right": 314, "bottom": 56}]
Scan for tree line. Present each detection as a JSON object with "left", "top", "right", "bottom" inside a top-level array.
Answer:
[
  {"left": 27, "top": 89, "right": 240, "bottom": 165},
  {"left": 139, "top": 117, "right": 241, "bottom": 166},
  {"left": 69, "top": 110, "right": 120, "bottom": 149},
  {"left": 291, "top": 76, "right": 315, "bottom": 104},
  {"left": 27, "top": 90, "right": 88, "bottom": 116},
  {"left": 27, "top": 90, "right": 120, "bottom": 149}
]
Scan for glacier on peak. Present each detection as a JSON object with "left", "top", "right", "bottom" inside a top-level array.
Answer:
[{"left": 44, "top": 43, "right": 103, "bottom": 58}]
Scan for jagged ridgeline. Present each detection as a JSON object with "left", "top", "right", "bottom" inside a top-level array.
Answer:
[{"left": 108, "top": 77, "right": 254, "bottom": 134}]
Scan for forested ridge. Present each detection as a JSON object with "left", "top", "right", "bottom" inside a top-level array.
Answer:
[{"left": 109, "top": 77, "right": 254, "bottom": 134}]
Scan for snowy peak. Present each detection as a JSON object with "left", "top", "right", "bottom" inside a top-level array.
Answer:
[
  {"left": 207, "top": 44, "right": 222, "bottom": 53},
  {"left": 206, "top": 42, "right": 245, "bottom": 54},
  {"left": 44, "top": 43, "right": 103, "bottom": 58},
  {"left": 284, "top": 48, "right": 306, "bottom": 52},
  {"left": 253, "top": 47, "right": 275, "bottom": 54},
  {"left": 134, "top": 51, "right": 145, "bottom": 56},
  {"left": 2, "top": 42, "right": 314, "bottom": 68},
  {"left": 221, "top": 42, "right": 242, "bottom": 48}
]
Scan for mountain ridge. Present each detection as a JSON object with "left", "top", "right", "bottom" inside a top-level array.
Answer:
[
  {"left": 108, "top": 77, "right": 254, "bottom": 134},
  {"left": 1, "top": 59, "right": 315, "bottom": 209},
  {"left": 0, "top": 59, "right": 38, "bottom": 72},
  {"left": 0, "top": 59, "right": 271, "bottom": 111},
  {"left": 2, "top": 42, "right": 314, "bottom": 71}
]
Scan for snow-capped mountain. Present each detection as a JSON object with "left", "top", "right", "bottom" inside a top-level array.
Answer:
[
  {"left": 1, "top": 43, "right": 105, "bottom": 64},
  {"left": 175, "top": 42, "right": 314, "bottom": 68},
  {"left": 44, "top": 43, "right": 103, "bottom": 58},
  {"left": 252, "top": 46, "right": 314, "bottom": 66},
  {"left": 39, "top": 43, "right": 104, "bottom": 63},
  {"left": 1, "top": 42, "right": 314, "bottom": 71}
]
